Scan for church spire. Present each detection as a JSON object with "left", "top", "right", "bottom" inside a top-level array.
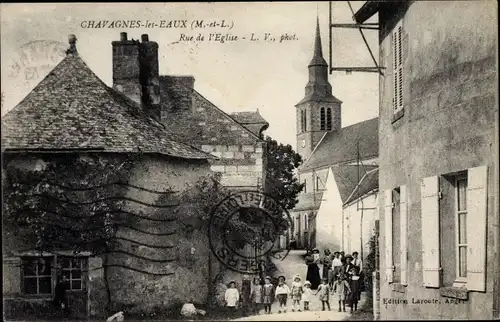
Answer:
[
  {"left": 303, "top": 16, "right": 331, "bottom": 98},
  {"left": 309, "top": 16, "right": 328, "bottom": 67}
]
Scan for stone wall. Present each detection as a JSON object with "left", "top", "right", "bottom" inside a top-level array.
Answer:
[
  {"left": 201, "top": 143, "right": 265, "bottom": 190},
  {"left": 378, "top": 1, "right": 498, "bottom": 320},
  {"left": 2, "top": 153, "right": 240, "bottom": 318}
]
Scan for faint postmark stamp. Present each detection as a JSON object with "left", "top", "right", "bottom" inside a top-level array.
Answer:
[
  {"left": 7, "top": 40, "right": 67, "bottom": 83},
  {"left": 208, "top": 190, "right": 293, "bottom": 274}
]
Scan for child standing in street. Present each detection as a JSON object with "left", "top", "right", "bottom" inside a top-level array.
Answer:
[
  {"left": 315, "top": 277, "right": 331, "bottom": 311},
  {"left": 348, "top": 267, "right": 360, "bottom": 312},
  {"left": 275, "top": 276, "right": 290, "bottom": 314},
  {"left": 332, "top": 272, "right": 351, "bottom": 312},
  {"left": 262, "top": 276, "right": 274, "bottom": 314},
  {"left": 290, "top": 274, "right": 303, "bottom": 312},
  {"left": 302, "top": 281, "right": 313, "bottom": 311},
  {"left": 251, "top": 278, "right": 263, "bottom": 314},
  {"left": 225, "top": 281, "right": 240, "bottom": 317}
]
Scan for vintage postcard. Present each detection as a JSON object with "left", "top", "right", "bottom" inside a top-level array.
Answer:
[{"left": 1, "top": 1, "right": 498, "bottom": 321}]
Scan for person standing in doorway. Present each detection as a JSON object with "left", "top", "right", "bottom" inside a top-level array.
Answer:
[{"left": 53, "top": 274, "right": 69, "bottom": 316}]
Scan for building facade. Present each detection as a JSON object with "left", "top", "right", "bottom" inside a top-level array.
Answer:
[{"left": 354, "top": 1, "right": 499, "bottom": 319}]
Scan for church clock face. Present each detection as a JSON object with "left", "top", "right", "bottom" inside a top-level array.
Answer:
[{"left": 301, "top": 139, "right": 306, "bottom": 148}]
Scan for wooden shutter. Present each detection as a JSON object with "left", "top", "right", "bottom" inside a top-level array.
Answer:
[
  {"left": 421, "top": 176, "right": 441, "bottom": 287},
  {"left": 466, "top": 165, "right": 488, "bottom": 292},
  {"left": 400, "top": 185, "right": 408, "bottom": 285},
  {"left": 392, "top": 21, "right": 403, "bottom": 113},
  {"left": 384, "top": 189, "right": 393, "bottom": 283}
]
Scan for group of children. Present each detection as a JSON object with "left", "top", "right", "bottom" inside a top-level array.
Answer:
[{"left": 242, "top": 267, "right": 360, "bottom": 314}]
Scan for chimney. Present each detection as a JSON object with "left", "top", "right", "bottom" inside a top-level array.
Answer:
[
  {"left": 161, "top": 76, "right": 195, "bottom": 113},
  {"left": 66, "top": 34, "right": 78, "bottom": 56},
  {"left": 139, "top": 34, "right": 161, "bottom": 117},
  {"left": 111, "top": 33, "right": 161, "bottom": 117},
  {"left": 112, "top": 34, "right": 142, "bottom": 105}
]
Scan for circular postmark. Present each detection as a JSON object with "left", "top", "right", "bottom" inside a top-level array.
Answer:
[
  {"left": 208, "top": 190, "right": 293, "bottom": 274},
  {"left": 8, "top": 40, "right": 67, "bottom": 82},
  {"left": 3, "top": 40, "right": 67, "bottom": 114}
]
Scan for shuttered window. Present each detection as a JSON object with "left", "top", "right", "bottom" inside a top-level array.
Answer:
[
  {"left": 400, "top": 185, "right": 408, "bottom": 285},
  {"left": 421, "top": 176, "right": 441, "bottom": 287},
  {"left": 320, "top": 107, "right": 326, "bottom": 130},
  {"left": 326, "top": 108, "right": 332, "bottom": 131},
  {"left": 320, "top": 107, "right": 332, "bottom": 131},
  {"left": 384, "top": 189, "right": 394, "bottom": 283},
  {"left": 466, "top": 166, "right": 488, "bottom": 292},
  {"left": 392, "top": 21, "right": 404, "bottom": 114},
  {"left": 421, "top": 166, "right": 488, "bottom": 291}
]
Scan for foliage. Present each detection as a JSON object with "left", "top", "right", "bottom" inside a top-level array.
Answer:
[
  {"left": 3, "top": 154, "right": 136, "bottom": 255},
  {"left": 264, "top": 136, "right": 305, "bottom": 211}
]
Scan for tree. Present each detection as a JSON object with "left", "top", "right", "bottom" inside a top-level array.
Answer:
[{"left": 264, "top": 136, "right": 305, "bottom": 210}]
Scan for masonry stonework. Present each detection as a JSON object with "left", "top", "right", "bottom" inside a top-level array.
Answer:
[{"left": 377, "top": 2, "right": 498, "bottom": 320}]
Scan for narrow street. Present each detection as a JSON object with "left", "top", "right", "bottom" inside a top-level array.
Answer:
[{"left": 234, "top": 250, "right": 364, "bottom": 321}]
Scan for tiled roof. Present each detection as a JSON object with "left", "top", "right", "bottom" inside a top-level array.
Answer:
[
  {"left": 301, "top": 117, "right": 379, "bottom": 171},
  {"left": 294, "top": 192, "right": 324, "bottom": 211},
  {"left": 230, "top": 111, "right": 269, "bottom": 137},
  {"left": 1, "top": 54, "right": 211, "bottom": 160},
  {"left": 296, "top": 93, "right": 342, "bottom": 106},
  {"left": 230, "top": 111, "right": 268, "bottom": 125},
  {"left": 159, "top": 86, "right": 264, "bottom": 146},
  {"left": 331, "top": 165, "right": 378, "bottom": 205}
]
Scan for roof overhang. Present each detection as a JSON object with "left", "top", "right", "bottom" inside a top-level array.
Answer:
[
  {"left": 354, "top": 0, "right": 409, "bottom": 24},
  {"left": 354, "top": 1, "right": 382, "bottom": 24}
]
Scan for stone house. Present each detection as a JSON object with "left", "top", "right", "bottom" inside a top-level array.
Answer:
[
  {"left": 111, "top": 32, "right": 268, "bottom": 192},
  {"left": 290, "top": 17, "right": 379, "bottom": 251},
  {"left": 354, "top": 1, "right": 499, "bottom": 319},
  {"left": 1, "top": 34, "right": 260, "bottom": 319}
]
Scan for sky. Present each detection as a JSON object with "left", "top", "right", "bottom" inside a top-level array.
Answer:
[{"left": 1, "top": 2, "right": 379, "bottom": 147}]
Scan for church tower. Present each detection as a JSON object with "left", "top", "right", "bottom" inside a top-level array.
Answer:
[{"left": 296, "top": 17, "right": 342, "bottom": 161}]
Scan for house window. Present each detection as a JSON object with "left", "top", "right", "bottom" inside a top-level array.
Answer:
[
  {"left": 320, "top": 107, "right": 332, "bottom": 131},
  {"left": 59, "top": 257, "right": 85, "bottom": 290},
  {"left": 315, "top": 176, "right": 321, "bottom": 191},
  {"left": 455, "top": 176, "right": 468, "bottom": 280},
  {"left": 22, "top": 257, "right": 53, "bottom": 295},
  {"left": 303, "top": 178, "right": 307, "bottom": 193},
  {"left": 392, "top": 20, "right": 404, "bottom": 116},
  {"left": 422, "top": 166, "right": 487, "bottom": 292},
  {"left": 391, "top": 188, "right": 401, "bottom": 283}
]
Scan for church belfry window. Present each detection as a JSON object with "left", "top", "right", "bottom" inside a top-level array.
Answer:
[
  {"left": 300, "top": 110, "right": 307, "bottom": 132},
  {"left": 320, "top": 107, "right": 332, "bottom": 131}
]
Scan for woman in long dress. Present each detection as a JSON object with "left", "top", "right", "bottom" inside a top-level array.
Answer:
[{"left": 305, "top": 249, "right": 321, "bottom": 290}]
